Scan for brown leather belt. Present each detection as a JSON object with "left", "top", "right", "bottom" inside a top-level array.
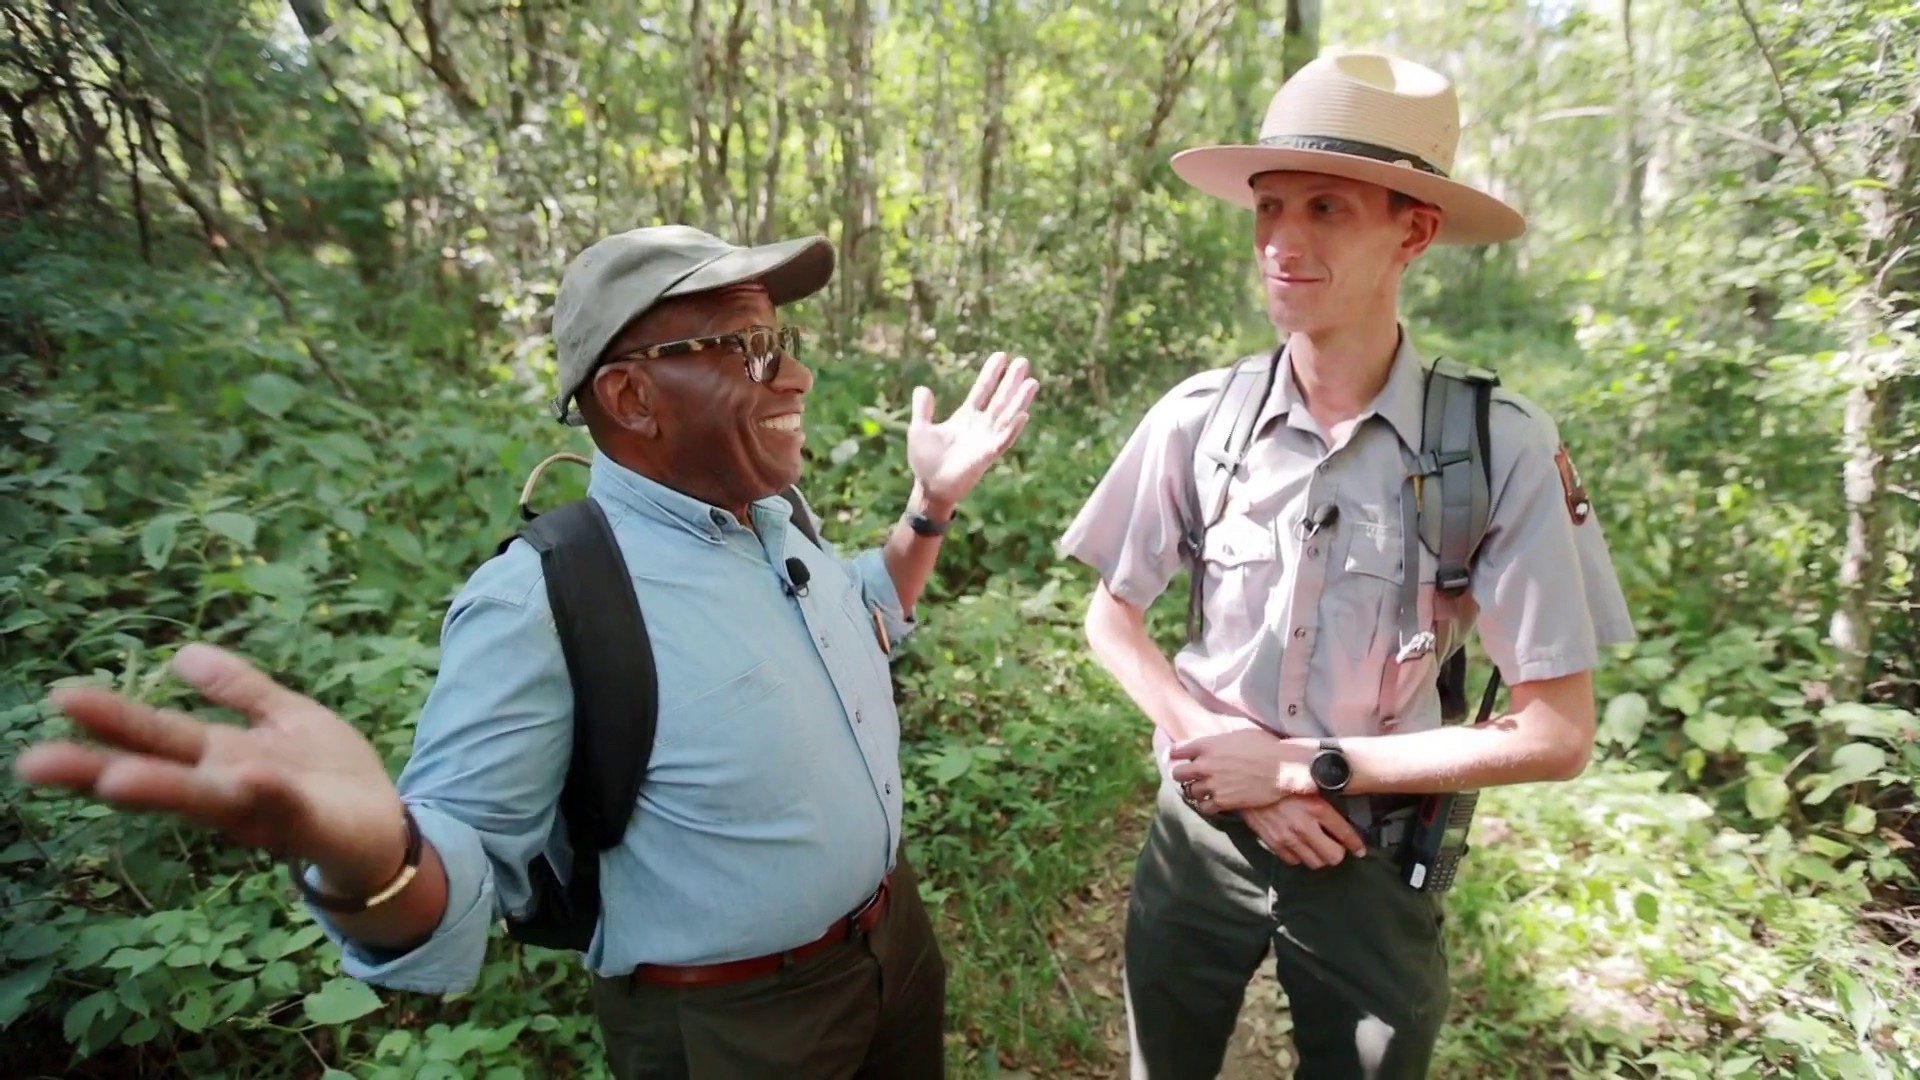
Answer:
[{"left": 628, "top": 875, "right": 892, "bottom": 988}]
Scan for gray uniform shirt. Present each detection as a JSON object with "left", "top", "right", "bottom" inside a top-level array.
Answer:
[{"left": 1059, "top": 331, "right": 1635, "bottom": 776}]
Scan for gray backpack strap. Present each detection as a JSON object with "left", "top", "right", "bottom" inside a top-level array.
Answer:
[
  {"left": 1394, "top": 357, "right": 1499, "bottom": 720},
  {"left": 1180, "top": 350, "right": 1280, "bottom": 642},
  {"left": 1416, "top": 358, "right": 1498, "bottom": 594}
]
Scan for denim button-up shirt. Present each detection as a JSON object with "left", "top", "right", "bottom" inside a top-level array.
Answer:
[{"left": 313, "top": 452, "right": 914, "bottom": 992}]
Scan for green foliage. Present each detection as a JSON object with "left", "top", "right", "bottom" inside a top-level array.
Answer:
[{"left": 4, "top": 0, "right": 1918, "bottom": 1077}]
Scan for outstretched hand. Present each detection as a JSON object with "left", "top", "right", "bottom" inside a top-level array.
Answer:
[
  {"left": 906, "top": 351, "right": 1039, "bottom": 508},
  {"left": 14, "top": 644, "right": 409, "bottom": 893}
]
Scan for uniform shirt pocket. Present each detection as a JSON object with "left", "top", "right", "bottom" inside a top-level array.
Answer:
[
  {"left": 1200, "top": 516, "right": 1281, "bottom": 643},
  {"left": 1326, "top": 511, "right": 1405, "bottom": 695}
]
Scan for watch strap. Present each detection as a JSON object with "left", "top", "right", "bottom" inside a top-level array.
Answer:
[{"left": 289, "top": 803, "right": 423, "bottom": 914}]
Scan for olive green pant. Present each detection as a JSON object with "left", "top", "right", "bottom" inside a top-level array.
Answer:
[
  {"left": 588, "top": 855, "right": 947, "bottom": 1080},
  {"left": 1124, "top": 780, "right": 1450, "bottom": 1079}
]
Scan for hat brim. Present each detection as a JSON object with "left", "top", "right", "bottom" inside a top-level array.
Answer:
[
  {"left": 663, "top": 235, "right": 836, "bottom": 308},
  {"left": 1169, "top": 145, "right": 1525, "bottom": 245}
]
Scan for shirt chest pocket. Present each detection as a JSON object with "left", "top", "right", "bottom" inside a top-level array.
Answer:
[
  {"left": 1200, "top": 516, "right": 1282, "bottom": 643},
  {"left": 1326, "top": 511, "right": 1408, "bottom": 675}
]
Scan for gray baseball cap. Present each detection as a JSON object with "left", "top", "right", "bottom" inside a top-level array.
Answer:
[{"left": 550, "top": 224, "right": 834, "bottom": 424}]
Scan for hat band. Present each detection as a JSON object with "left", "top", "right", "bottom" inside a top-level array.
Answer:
[{"left": 1256, "top": 134, "right": 1448, "bottom": 179}]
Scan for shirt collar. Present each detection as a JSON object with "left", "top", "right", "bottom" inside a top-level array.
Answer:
[
  {"left": 1253, "top": 326, "right": 1429, "bottom": 452},
  {"left": 586, "top": 450, "right": 793, "bottom": 544}
]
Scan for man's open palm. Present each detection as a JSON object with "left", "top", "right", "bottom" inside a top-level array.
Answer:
[
  {"left": 907, "top": 350, "right": 1039, "bottom": 506},
  {"left": 15, "top": 644, "right": 406, "bottom": 885}
]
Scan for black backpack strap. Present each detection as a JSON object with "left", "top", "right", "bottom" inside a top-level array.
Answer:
[
  {"left": 1180, "top": 349, "right": 1280, "bottom": 642},
  {"left": 777, "top": 485, "right": 823, "bottom": 550},
  {"left": 513, "top": 499, "right": 656, "bottom": 942}
]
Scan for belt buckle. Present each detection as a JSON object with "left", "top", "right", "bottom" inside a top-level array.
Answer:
[{"left": 848, "top": 877, "right": 890, "bottom": 937}]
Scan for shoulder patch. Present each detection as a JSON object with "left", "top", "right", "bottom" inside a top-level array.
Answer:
[{"left": 1554, "top": 444, "right": 1592, "bottom": 525}]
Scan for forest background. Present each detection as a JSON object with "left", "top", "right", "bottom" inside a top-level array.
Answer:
[{"left": 2, "top": 0, "right": 1917, "bottom": 1077}]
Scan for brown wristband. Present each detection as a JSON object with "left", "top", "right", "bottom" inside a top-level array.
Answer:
[{"left": 289, "top": 803, "right": 422, "bottom": 914}]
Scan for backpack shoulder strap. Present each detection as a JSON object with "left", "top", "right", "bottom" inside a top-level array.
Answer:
[
  {"left": 1416, "top": 357, "right": 1498, "bottom": 594},
  {"left": 1399, "top": 357, "right": 1499, "bottom": 721},
  {"left": 1181, "top": 349, "right": 1280, "bottom": 642},
  {"left": 777, "top": 485, "right": 824, "bottom": 550},
  {"left": 516, "top": 498, "right": 657, "bottom": 919}
]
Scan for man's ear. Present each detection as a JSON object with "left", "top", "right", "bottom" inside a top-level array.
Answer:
[
  {"left": 589, "top": 363, "right": 659, "bottom": 437},
  {"left": 1399, "top": 203, "right": 1442, "bottom": 262}
]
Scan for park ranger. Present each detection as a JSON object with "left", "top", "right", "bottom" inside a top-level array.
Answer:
[{"left": 1058, "top": 52, "right": 1637, "bottom": 1078}]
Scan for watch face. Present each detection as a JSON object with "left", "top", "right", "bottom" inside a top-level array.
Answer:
[{"left": 1312, "top": 751, "right": 1350, "bottom": 789}]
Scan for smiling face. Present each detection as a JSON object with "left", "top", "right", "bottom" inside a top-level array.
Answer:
[
  {"left": 581, "top": 282, "right": 814, "bottom": 515},
  {"left": 1250, "top": 170, "right": 1440, "bottom": 336}
]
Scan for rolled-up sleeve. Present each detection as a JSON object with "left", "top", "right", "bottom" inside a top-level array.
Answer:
[
  {"left": 305, "top": 554, "right": 572, "bottom": 993},
  {"left": 1057, "top": 380, "right": 1212, "bottom": 609},
  {"left": 848, "top": 547, "right": 917, "bottom": 651},
  {"left": 1472, "top": 408, "right": 1635, "bottom": 685}
]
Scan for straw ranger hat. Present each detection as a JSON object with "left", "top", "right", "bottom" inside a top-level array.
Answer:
[{"left": 1170, "top": 52, "right": 1525, "bottom": 245}]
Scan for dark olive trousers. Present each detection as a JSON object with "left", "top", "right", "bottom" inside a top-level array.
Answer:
[
  {"left": 1124, "top": 780, "right": 1451, "bottom": 1079},
  {"left": 589, "top": 856, "right": 947, "bottom": 1080}
]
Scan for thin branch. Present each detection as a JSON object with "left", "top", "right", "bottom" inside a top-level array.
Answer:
[
  {"left": 1730, "top": 0, "right": 1844, "bottom": 199},
  {"left": 132, "top": 98, "right": 360, "bottom": 403},
  {"left": 111, "top": 847, "right": 154, "bottom": 911}
]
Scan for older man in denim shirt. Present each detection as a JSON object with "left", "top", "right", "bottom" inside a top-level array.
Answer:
[{"left": 19, "top": 225, "right": 1040, "bottom": 1078}]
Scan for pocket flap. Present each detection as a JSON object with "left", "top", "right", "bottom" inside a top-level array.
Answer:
[{"left": 1202, "top": 517, "right": 1276, "bottom": 567}]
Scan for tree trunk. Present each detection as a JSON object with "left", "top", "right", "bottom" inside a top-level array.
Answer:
[
  {"left": 832, "top": 0, "right": 877, "bottom": 338},
  {"left": 1282, "top": 0, "right": 1319, "bottom": 80},
  {"left": 1830, "top": 78, "right": 1920, "bottom": 700},
  {"left": 1084, "top": 0, "right": 1240, "bottom": 408},
  {"left": 975, "top": 2, "right": 1008, "bottom": 324},
  {"left": 1615, "top": 0, "right": 1645, "bottom": 247}
]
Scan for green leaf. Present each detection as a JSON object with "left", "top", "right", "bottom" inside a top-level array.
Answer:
[
  {"left": 1744, "top": 774, "right": 1790, "bottom": 820},
  {"left": 322, "top": 1071, "right": 358, "bottom": 1080},
  {"left": 1821, "top": 702, "right": 1917, "bottom": 741},
  {"left": 0, "top": 608, "right": 50, "bottom": 635},
  {"left": 1659, "top": 680, "right": 1703, "bottom": 719},
  {"left": 376, "top": 1029, "right": 415, "bottom": 1058},
  {"left": 1827, "top": 742, "right": 1887, "bottom": 786},
  {"left": 1632, "top": 891, "right": 1659, "bottom": 923},
  {"left": 302, "top": 977, "right": 384, "bottom": 1025},
  {"left": 1600, "top": 692, "right": 1649, "bottom": 746},
  {"left": 0, "top": 960, "right": 55, "bottom": 1026},
  {"left": 63, "top": 989, "right": 118, "bottom": 1044},
  {"left": 269, "top": 924, "right": 327, "bottom": 959},
  {"left": 140, "top": 514, "right": 182, "bottom": 570},
  {"left": 203, "top": 511, "right": 258, "bottom": 549},
  {"left": 1682, "top": 712, "right": 1732, "bottom": 753},
  {"left": 1842, "top": 803, "right": 1877, "bottom": 834},
  {"left": 173, "top": 992, "right": 213, "bottom": 1033},
  {"left": 244, "top": 373, "right": 304, "bottom": 419},
  {"left": 166, "top": 943, "right": 203, "bottom": 967},
  {"left": 6, "top": 923, "right": 62, "bottom": 961},
  {"left": 239, "top": 561, "right": 309, "bottom": 598},
  {"left": 1730, "top": 716, "right": 1788, "bottom": 755}
]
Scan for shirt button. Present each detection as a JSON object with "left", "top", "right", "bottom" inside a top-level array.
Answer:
[
  {"left": 1287, "top": 704, "right": 1299, "bottom": 716},
  {"left": 1292, "top": 627, "right": 1306, "bottom": 639},
  {"left": 855, "top": 710, "right": 863, "bottom": 724},
  {"left": 885, "top": 782, "right": 893, "bottom": 795},
  {"left": 1308, "top": 545, "right": 1320, "bottom": 557}
]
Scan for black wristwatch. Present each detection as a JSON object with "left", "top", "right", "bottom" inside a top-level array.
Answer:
[
  {"left": 905, "top": 508, "right": 951, "bottom": 537},
  {"left": 1309, "top": 738, "right": 1352, "bottom": 796}
]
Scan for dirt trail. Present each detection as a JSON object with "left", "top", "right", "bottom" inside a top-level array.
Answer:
[{"left": 1040, "top": 804, "right": 1296, "bottom": 1078}]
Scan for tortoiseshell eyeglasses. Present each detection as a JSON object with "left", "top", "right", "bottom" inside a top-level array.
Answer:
[{"left": 607, "top": 324, "right": 801, "bottom": 384}]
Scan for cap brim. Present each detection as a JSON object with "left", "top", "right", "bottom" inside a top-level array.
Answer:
[
  {"left": 664, "top": 235, "right": 836, "bottom": 307},
  {"left": 1169, "top": 145, "right": 1526, "bottom": 245}
]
